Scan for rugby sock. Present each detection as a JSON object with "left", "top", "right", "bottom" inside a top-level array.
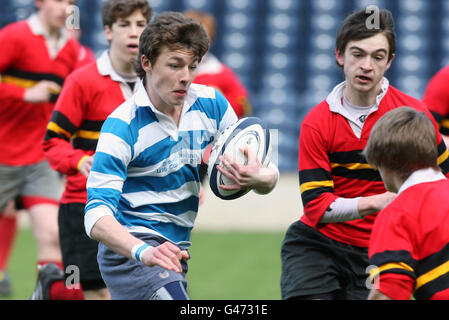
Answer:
[
  {"left": 0, "top": 214, "right": 18, "bottom": 270},
  {"left": 37, "top": 260, "right": 85, "bottom": 300}
]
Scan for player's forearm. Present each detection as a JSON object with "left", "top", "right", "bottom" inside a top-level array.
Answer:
[{"left": 90, "top": 215, "right": 144, "bottom": 260}]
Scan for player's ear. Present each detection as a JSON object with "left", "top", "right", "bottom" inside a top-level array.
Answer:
[
  {"left": 104, "top": 25, "right": 113, "bottom": 42},
  {"left": 141, "top": 55, "right": 152, "bottom": 74},
  {"left": 335, "top": 48, "right": 344, "bottom": 67}
]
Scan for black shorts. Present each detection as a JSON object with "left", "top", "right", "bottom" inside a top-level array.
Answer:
[
  {"left": 58, "top": 202, "right": 106, "bottom": 291},
  {"left": 280, "top": 220, "right": 370, "bottom": 300}
]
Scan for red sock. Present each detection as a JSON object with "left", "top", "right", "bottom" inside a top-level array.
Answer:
[
  {"left": 0, "top": 214, "right": 18, "bottom": 270},
  {"left": 37, "top": 260, "right": 85, "bottom": 300}
]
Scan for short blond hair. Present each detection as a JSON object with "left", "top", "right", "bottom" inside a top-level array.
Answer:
[{"left": 364, "top": 107, "right": 439, "bottom": 180}]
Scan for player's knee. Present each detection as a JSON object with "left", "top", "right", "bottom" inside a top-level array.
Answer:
[{"left": 149, "top": 281, "right": 189, "bottom": 300}]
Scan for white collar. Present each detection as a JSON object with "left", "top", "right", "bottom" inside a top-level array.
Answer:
[
  {"left": 97, "top": 51, "right": 133, "bottom": 84},
  {"left": 326, "top": 77, "right": 389, "bottom": 114},
  {"left": 27, "top": 13, "right": 69, "bottom": 56},
  {"left": 398, "top": 168, "right": 446, "bottom": 195}
]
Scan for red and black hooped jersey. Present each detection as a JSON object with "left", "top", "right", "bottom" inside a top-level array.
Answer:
[
  {"left": 0, "top": 20, "right": 80, "bottom": 166},
  {"left": 298, "top": 84, "right": 449, "bottom": 248},
  {"left": 369, "top": 178, "right": 449, "bottom": 300},
  {"left": 42, "top": 59, "right": 128, "bottom": 204}
]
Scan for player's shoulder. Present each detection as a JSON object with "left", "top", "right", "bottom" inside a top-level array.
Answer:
[
  {"left": 385, "top": 85, "right": 427, "bottom": 110},
  {"left": 0, "top": 20, "right": 29, "bottom": 39},
  {"left": 302, "top": 99, "right": 331, "bottom": 127}
]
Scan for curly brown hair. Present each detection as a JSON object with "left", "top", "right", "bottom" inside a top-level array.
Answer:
[{"left": 135, "top": 12, "right": 209, "bottom": 78}]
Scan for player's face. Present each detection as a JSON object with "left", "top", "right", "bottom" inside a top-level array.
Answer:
[
  {"left": 36, "top": 0, "right": 76, "bottom": 30},
  {"left": 336, "top": 33, "right": 394, "bottom": 98},
  {"left": 105, "top": 10, "right": 147, "bottom": 65},
  {"left": 144, "top": 46, "right": 199, "bottom": 110}
]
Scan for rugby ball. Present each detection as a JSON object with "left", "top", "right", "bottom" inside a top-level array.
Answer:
[{"left": 207, "top": 117, "right": 272, "bottom": 200}]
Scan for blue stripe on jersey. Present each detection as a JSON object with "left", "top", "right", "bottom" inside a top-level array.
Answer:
[
  {"left": 130, "top": 130, "right": 212, "bottom": 168},
  {"left": 119, "top": 195, "right": 199, "bottom": 215},
  {"left": 188, "top": 90, "right": 229, "bottom": 125},
  {"left": 116, "top": 211, "right": 192, "bottom": 244},
  {"left": 122, "top": 166, "right": 199, "bottom": 194},
  {"left": 85, "top": 188, "right": 122, "bottom": 213},
  {"left": 92, "top": 152, "right": 128, "bottom": 180}
]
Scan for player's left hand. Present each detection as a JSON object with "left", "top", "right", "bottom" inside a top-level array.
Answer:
[{"left": 217, "top": 147, "right": 278, "bottom": 193}]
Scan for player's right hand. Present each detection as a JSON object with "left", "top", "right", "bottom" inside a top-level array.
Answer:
[
  {"left": 141, "top": 241, "right": 189, "bottom": 273},
  {"left": 79, "top": 156, "right": 94, "bottom": 177},
  {"left": 23, "top": 80, "right": 61, "bottom": 103}
]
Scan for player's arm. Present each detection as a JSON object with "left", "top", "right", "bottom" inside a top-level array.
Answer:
[
  {"left": 368, "top": 208, "right": 417, "bottom": 300},
  {"left": 42, "top": 76, "right": 92, "bottom": 176},
  {"left": 89, "top": 214, "right": 188, "bottom": 273},
  {"left": 299, "top": 122, "right": 395, "bottom": 226}
]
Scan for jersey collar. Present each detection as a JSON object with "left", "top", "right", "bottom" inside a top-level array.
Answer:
[{"left": 398, "top": 167, "right": 446, "bottom": 195}]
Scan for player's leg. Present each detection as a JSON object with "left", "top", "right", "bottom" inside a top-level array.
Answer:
[
  {"left": 58, "top": 202, "right": 110, "bottom": 300},
  {"left": 23, "top": 161, "right": 83, "bottom": 300},
  {"left": 0, "top": 165, "right": 24, "bottom": 297},
  {"left": 149, "top": 281, "right": 189, "bottom": 300},
  {"left": 280, "top": 220, "right": 343, "bottom": 300}
]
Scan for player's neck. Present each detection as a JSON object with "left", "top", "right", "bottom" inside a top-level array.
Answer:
[
  {"left": 109, "top": 49, "right": 136, "bottom": 77},
  {"left": 343, "top": 85, "right": 381, "bottom": 107},
  {"left": 37, "top": 12, "right": 62, "bottom": 39}
]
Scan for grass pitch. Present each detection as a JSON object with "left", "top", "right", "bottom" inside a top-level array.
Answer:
[{"left": 1, "top": 228, "right": 284, "bottom": 300}]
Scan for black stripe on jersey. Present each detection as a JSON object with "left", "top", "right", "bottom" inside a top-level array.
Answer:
[
  {"left": 331, "top": 167, "right": 382, "bottom": 181},
  {"left": 72, "top": 137, "right": 98, "bottom": 151},
  {"left": 370, "top": 250, "right": 417, "bottom": 271},
  {"left": 80, "top": 119, "right": 104, "bottom": 132},
  {"left": 329, "top": 150, "right": 366, "bottom": 164},
  {"left": 437, "top": 141, "right": 449, "bottom": 175},
  {"left": 44, "top": 111, "right": 78, "bottom": 141},
  {"left": 416, "top": 243, "right": 449, "bottom": 278},
  {"left": 441, "top": 127, "right": 449, "bottom": 136},
  {"left": 2, "top": 68, "right": 64, "bottom": 86},
  {"left": 414, "top": 272, "right": 449, "bottom": 300},
  {"left": 430, "top": 110, "right": 444, "bottom": 124},
  {"left": 301, "top": 186, "right": 334, "bottom": 208},
  {"left": 299, "top": 168, "right": 332, "bottom": 184}
]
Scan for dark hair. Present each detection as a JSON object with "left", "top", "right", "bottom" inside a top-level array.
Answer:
[
  {"left": 336, "top": 8, "right": 396, "bottom": 67},
  {"left": 101, "top": 0, "right": 152, "bottom": 28},
  {"left": 364, "top": 107, "right": 439, "bottom": 181},
  {"left": 135, "top": 12, "right": 209, "bottom": 78}
]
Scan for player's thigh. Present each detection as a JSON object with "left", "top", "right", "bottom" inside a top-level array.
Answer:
[
  {"left": 281, "top": 221, "right": 342, "bottom": 300},
  {"left": 0, "top": 164, "right": 24, "bottom": 212},
  {"left": 21, "top": 160, "right": 61, "bottom": 209},
  {"left": 58, "top": 203, "right": 106, "bottom": 288}
]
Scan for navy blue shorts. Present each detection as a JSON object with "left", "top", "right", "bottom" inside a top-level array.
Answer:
[{"left": 97, "top": 234, "right": 188, "bottom": 300}]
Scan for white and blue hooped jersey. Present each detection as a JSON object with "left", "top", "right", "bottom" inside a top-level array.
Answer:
[{"left": 84, "top": 81, "right": 237, "bottom": 249}]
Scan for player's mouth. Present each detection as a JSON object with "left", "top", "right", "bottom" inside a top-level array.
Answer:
[
  {"left": 356, "top": 75, "right": 372, "bottom": 84},
  {"left": 127, "top": 44, "right": 139, "bottom": 53},
  {"left": 174, "top": 90, "right": 187, "bottom": 97}
]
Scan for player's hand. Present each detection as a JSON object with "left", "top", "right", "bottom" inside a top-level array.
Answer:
[
  {"left": 217, "top": 147, "right": 277, "bottom": 192},
  {"left": 23, "top": 80, "right": 61, "bottom": 103},
  {"left": 141, "top": 241, "right": 189, "bottom": 273},
  {"left": 359, "top": 191, "right": 396, "bottom": 217},
  {"left": 79, "top": 156, "right": 94, "bottom": 177}
]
